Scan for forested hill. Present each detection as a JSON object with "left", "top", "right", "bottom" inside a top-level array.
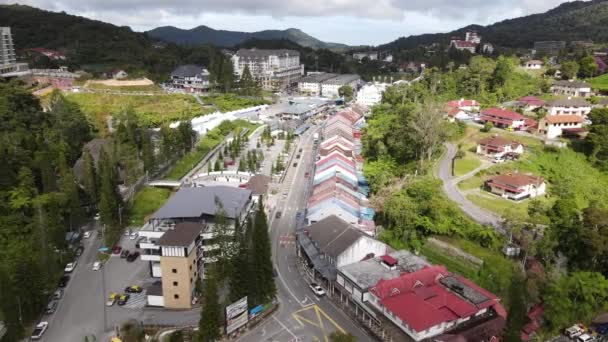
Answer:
[
  {"left": 381, "top": 0, "right": 608, "bottom": 50},
  {"left": 0, "top": 4, "right": 224, "bottom": 79},
  {"left": 146, "top": 25, "right": 350, "bottom": 51}
]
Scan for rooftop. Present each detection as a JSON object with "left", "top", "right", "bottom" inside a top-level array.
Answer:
[
  {"left": 547, "top": 98, "right": 591, "bottom": 107},
  {"left": 478, "top": 135, "right": 519, "bottom": 148},
  {"left": 481, "top": 108, "right": 525, "bottom": 120},
  {"left": 171, "top": 64, "right": 209, "bottom": 79},
  {"left": 236, "top": 48, "right": 300, "bottom": 58},
  {"left": 299, "top": 73, "right": 338, "bottom": 83},
  {"left": 304, "top": 215, "right": 364, "bottom": 259},
  {"left": 545, "top": 114, "right": 584, "bottom": 124},
  {"left": 339, "top": 250, "right": 427, "bottom": 290},
  {"left": 552, "top": 80, "right": 591, "bottom": 88},
  {"left": 246, "top": 174, "right": 271, "bottom": 195},
  {"left": 321, "top": 74, "right": 360, "bottom": 86},
  {"left": 487, "top": 173, "right": 544, "bottom": 188},
  {"left": 158, "top": 222, "right": 204, "bottom": 247},
  {"left": 150, "top": 186, "right": 251, "bottom": 220}
]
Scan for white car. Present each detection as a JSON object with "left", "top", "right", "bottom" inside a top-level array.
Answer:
[
  {"left": 83, "top": 231, "right": 91, "bottom": 239},
  {"left": 566, "top": 325, "right": 585, "bottom": 338},
  {"left": 92, "top": 261, "right": 102, "bottom": 271},
  {"left": 309, "top": 283, "right": 326, "bottom": 296},
  {"left": 64, "top": 261, "right": 77, "bottom": 273},
  {"left": 94, "top": 213, "right": 100, "bottom": 220},
  {"left": 129, "top": 232, "right": 138, "bottom": 240},
  {"left": 31, "top": 321, "right": 48, "bottom": 340},
  {"left": 578, "top": 334, "right": 595, "bottom": 342}
]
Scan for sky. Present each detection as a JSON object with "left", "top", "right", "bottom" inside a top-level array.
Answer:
[{"left": 7, "top": 0, "right": 575, "bottom": 45}]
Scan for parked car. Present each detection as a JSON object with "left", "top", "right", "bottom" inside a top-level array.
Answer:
[
  {"left": 64, "top": 261, "right": 77, "bottom": 273},
  {"left": 30, "top": 321, "right": 49, "bottom": 340},
  {"left": 578, "top": 334, "right": 595, "bottom": 342},
  {"left": 117, "top": 294, "right": 130, "bottom": 306},
  {"left": 125, "top": 285, "right": 143, "bottom": 293},
  {"left": 92, "top": 261, "right": 102, "bottom": 271},
  {"left": 45, "top": 300, "right": 58, "bottom": 314},
  {"left": 492, "top": 156, "right": 505, "bottom": 163},
  {"left": 120, "top": 249, "right": 130, "bottom": 258},
  {"left": 309, "top": 283, "right": 326, "bottom": 296},
  {"left": 106, "top": 292, "right": 118, "bottom": 306},
  {"left": 83, "top": 231, "right": 91, "bottom": 239},
  {"left": 112, "top": 245, "right": 122, "bottom": 254},
  {"left": 299, "top": 148, "right": 303, "bottom": 152},
  {"left": 75, "top": 246, "right": 84, "bottom": 257},
  {"left": 53, "top": 289, "right": 63, "bottom": 300},
  {"left": 94, "top": 213, "right": 100, "bottom": 220},
  {"left": 304, "top": 172, "right": 309, "bottom": 178},
  {"left": 296, "top": 154, "right": 301, "bottom": 159},
  {"left": 129, "top": 232, "right": 138, "bottom": 240},
  {"left": 275, "top": 211, "right": 282, "bottom": 219},
  {"left": 58, "top": 275, "right": 70, "bottom": 288},
  {"left": 126, "top": 251, "right": 140, "bottom": 262},
  {"left": 566, "top": 324, "right": 585, "bottom": 338}
]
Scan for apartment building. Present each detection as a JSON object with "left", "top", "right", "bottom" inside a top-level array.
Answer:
[
  {"left": 231, "top": 49, "right": 304, "bottom": 91},
  {"left": 298, "top": 73, "right": 337, "bottom": 95},
  {"left": 321, "top": 74, "right": 361, "bottom": 98},
  {"left": 546, "top": 98, "right": 592, "bottom": 117},
  {"left": 170, "top": 64, "right": 211, "bottom": 92},
  {"left": 147, "top": 222, "right": 204, "bottom": 309},
  {"left": 0, "top": 27, "right": 29, "bottom": 77},
  {"left": 356, "top": 83, "right": 389, "bottom": 107}
]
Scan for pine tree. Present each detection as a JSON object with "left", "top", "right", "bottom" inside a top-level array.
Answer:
[
  {"left": 240, "top": 65, "right": 255, "bottom": 96},
  {"left": 214, "top": 159, "right": 221, "bottom": 172},
  {"left": 160, "top": 124, "right": 174, "bottom": 163},
  {"left": 82, "top": 148, "right": 98, "bottom": 203},
  {"left": 141, "top": 130, "right": 155, "bottom": 175},
  {"left": 98, "top": 147, "right": 122, "bottom": 237},
  {"left": 252, "top": 198, "right": 276, "bottom": 304},
  {"left": 198, "top": 267, "right": 221, "bottom": 342},
  {"left": 504, "top": 270, "right": 527, "bottom": 342}
]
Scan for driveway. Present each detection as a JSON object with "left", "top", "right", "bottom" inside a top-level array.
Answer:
[{"left": 437, "top": 142, "right": 504, "bottom": 233}]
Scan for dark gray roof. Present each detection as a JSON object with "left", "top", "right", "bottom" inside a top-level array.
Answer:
[
  {"left": 150, "top": 186, "right": 252, "bottom": 220},
  {"left": 236, "top": 49, "right": 300, "bottom": 59},
  {"left": 146, "top": 282, "right": 163, "bottom": 296},
  {"left": 321, "top": 74, "right": 360, "bottom": 86},
  {"left": 304, "top": 215, "right": 362, "bottom": 259},
  {"left": 158, "top": 222, "right": 204, "bottom": 247},
  {"left": 171, "top": 64, "right": 209, "bottom": 79},
  {"left": 552, "top": 80, "right": 591, "bottom": 88},
  {"left": 299, "top": 73, "right": 338, "bottom": 83},
  {"left": 548, "top": 98, "right": 591, "bottom": 107}
]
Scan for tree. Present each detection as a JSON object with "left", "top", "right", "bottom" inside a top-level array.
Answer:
[
  {"left": 408, "top": 102, "right": 448, "bottom": 169},
  {"left": 492, "top": 56, "right": 513, "bottom": 90},
  {"left": 251, "top": 198, "right": 276, "bottom": 305},
  {"left": 579, "top": 54, "right": 599, "bottom": 78},
  {"left": 338, "top": 85, "right": 354, "bottom": 102},
  {"left": 119, "top": 319, "right": 145, "bottom": 342},
  {"left": 587, "top": 108, "right": 608, "bottom": 170},
  {"left": 329, "top": 331, "right": 356, "bottom": 342},
  {"left": 198, "top": 268, "right": 221, "bottom": 342},
  {"left": 98, "top": 147, "right": 122, "bottom": 239},
  {"left": 560, "top": 60, "right": 580, "bottom": 80},
  {"left": 481, "top": 121, "right": 494, "bottom": 132},
  {"left": 82, "top": 148, "right": 98, "bottom": 203},
  {"left": 177, "top": 121, "right": 194, "bottom": 156},
  {"left": 504, "top": 270, "right": 527, "bottom": 342},
  {"left": 140, "top": 130, "right": 155, "bottom": 175},
  {"left": 239, "top": 65, "right": 256, "bottom": 96},
  {"left": 168, "top": 330, "right": 185, "bottom": 342},
  {"left": 160, "top": 124, "right": 174, "bottom": 163},
  {"left": 214, "top": 159, "right": 222, "bottom": 172}
]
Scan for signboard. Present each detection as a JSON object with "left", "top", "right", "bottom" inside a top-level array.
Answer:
[{"left": 226, "top": 296, "right": 248, "bottom": 334}]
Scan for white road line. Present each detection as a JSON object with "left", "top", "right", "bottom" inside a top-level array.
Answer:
[{"left": 273, "top": 316, "right": 298, "bottom": 339}]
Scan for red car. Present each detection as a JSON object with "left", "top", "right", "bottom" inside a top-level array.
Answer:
[
  {"left": 304, "top": 172, "right": 309, "bottom": 178},
  {"left": 112, "top": 245, "right": 122, "bottom": 254}
]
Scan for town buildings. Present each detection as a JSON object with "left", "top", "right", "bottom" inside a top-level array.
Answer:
[
  {"left": 353, "top": 51, "right": 378, "bottom": 61},
  {"left": 170, "top": 64, "right": 211, "bottom": 92},
  {"left": 274, "top": 97, "right": 333, "bottom": 122},
  {"left": 479, "top": 108, "right": 527, "bottom": 130},
  {"left": 0, "top": 27, "right": 29, "bottom": 77},
  {"left": 476, "top": 136, "right": 524, "bottom": 158},
  {"left": 538, "top": 114, "right": 585, "bottom": 139},
  {"left": 550, "top": 80, "right": 592, "bottom": 98},
  {"left": 546, "top": 98, "right": 592, "bottom": 117},
  {"left": 231, "top": 49, "right": 304, "bottom": 91},
  {"left": 356, "top": 82, "right": 389, "bottom": 107},
  {"left": 297, "top": 73, "right": 337, "bottom": 96},
  {"left": 450, "top": 30, "right": 481, "bottom": 53},
  {"left": 320, "top": 74, "right": 361, "bottom": 98},
  {"left": 485, "top": 173, "right": 546, "bottom": 200}
]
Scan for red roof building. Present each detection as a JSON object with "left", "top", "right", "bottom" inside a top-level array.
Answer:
[
  {"left": 368, "top": 265, "right": 506, "bottom": 341},
  {"left": 485, "top": 173, "right": 546, "bottom": 200},
  {"left": 518, "top": 96, "right": 546, "bottom": 108},
  {"left": 480, "top": 108, "right": 527, "bottom": 130}
]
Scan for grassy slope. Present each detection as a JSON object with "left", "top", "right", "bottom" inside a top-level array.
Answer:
[
  {"left": 590, "top": 73, "right": 608, "bottom": 91},
  {"left": 202, "top": 94, "right": 270, "bottom": 112},
  {"left": 129, "top": 187, "right": 172, "bottom": 226},
  {"left": 454, "top": 151, "right": 482, "bottom": 176}
]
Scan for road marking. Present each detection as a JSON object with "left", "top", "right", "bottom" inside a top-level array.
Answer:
[
  {"left": 292, "top": 313, "right": 321, "bottom": 329},
  {"left": 273, "top": 316, "right": 298, "bottom": 339}
]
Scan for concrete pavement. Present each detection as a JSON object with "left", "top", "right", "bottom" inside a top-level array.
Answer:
[
  {"left": 437, "top": 142, "right": 504, "bottom": 232},
  {"left": 238, "top": 127, "right": 372, "bottom": 342}
]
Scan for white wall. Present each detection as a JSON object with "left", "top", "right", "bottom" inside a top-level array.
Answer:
[
  {"left": 147, "top": 295, "right": 165, "bottom": 307},
  {"left": 336, "top": 236, "right": 389, "bottom": 268}
]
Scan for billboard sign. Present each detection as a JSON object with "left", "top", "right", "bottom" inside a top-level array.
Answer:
[{"left": 226, "top": 296, "right": 248, "bottom": 334}]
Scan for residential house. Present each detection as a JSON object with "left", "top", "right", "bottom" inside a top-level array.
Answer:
[
  {"left": 353, "top": 51, "right": 378, "bottom": 61},
  {"left": 538, "top": 114, "right": 585, "bottom": 139},
  {"left": 297, "top": 215, "right": 390, "bottom": 283},
  {"left": 476, "top": 135, "right": 524, "bottom": 158},
  {"left": 231, "top": 49, "right": 304, "bottom": 91},
  {"left": 110, "top": 69, "right": 128, "bottom": 79},
  {"left": 367, "top": 265, "right": 507, "bottom": 341},
  {"left": 447, "top": 99, "right": 480, "bottom": 112},
  {"left": 524, "top": 60, "right": 543, "bottom": 69},
  {"left": 146, "top": 222, "right": 204, "bottom": 309},
  {"left": 170, "top": 64, "right": 210, "bottom": 92},
  {"left": 518, "top": 96, "right": 546, "bottom": 111},
  {"left": 546, "top": 98, "right": 592, "bottom": 117},
  {"left": 485, "top": 173, "right": 546, "bottom": 200},
  {"left": 479, "top": 108, "right": 527, "bottom": 130},
  {"left": 550, "top": 80, "right": 592, "bottom": 98},
  {"left": 321, "top": 74, "right": 361, "bottom": 98},
  {"left": 450, "top": 40, "right": 477, "bottom": 53},
  {"left": 298, "top": 73, "right": 337, "bottom": 96}
]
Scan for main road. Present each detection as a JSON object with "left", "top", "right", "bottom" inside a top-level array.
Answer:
[{"left": 238, "top": 126, "right": 373, "bottom": 342}]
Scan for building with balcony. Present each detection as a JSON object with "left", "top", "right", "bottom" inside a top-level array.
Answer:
[
  {"left": 170, "top": 64, "right": 211, "bottom": 92},
  {"left": 485, "top": 173, "right": 546, "bottom": 201},
  {"left": 550, "top": 80, "right": 592, "bottom": 98},
  {"left": 231, "top": 49, "right": 304, "bottom": 91},
  {"left": 479, "top": 108, "right": 527, "bottom": 130},
  {"left": 0, "top": 27, "right": 29, "bottom": 77},
  {"left": 146, "top": 222, "right": 204, "bottom": 309}
]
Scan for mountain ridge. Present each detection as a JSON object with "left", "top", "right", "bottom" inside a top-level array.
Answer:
[{"left": 146, "top": 25, "right": 351, "bottom": 51}]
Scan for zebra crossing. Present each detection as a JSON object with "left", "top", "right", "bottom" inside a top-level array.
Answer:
[
  {"left": 121, "top": 291, "right": 147, "bottom": 309},
  {"left": 279, "top": 234, "right": 296, "bottom": 247}
]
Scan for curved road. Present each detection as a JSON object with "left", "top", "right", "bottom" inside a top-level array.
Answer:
[{"left": 437, "top": 143, "right": 504, "bottom": 233}]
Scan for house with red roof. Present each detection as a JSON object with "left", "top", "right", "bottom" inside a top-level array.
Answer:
[
  {"left": 518, "top": 96, "right": 546, "bottom": 111},
  {"left": 446, "top": 107, "right": 468, "bottom": 122},
  {"left": 447, "top": 99, "right": 480, "bottom": 112},
  {"left": 538, "top": 114, "right": 585, "bottom": 139},
  {"left": 367, "top": 265, "right": 507, "bottom": 341},
  {"left": 479, "top": 108, "right": 527, "bottom": 130},
  {"left": 476, "top": 135, "right": 524, "bottom": 158},
  {"left": 485, "top": 173, "right": 546, "bottom": 200}
]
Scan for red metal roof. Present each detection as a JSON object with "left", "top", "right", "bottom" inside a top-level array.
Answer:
[
  {"left": 481, "top": 108, "right": 525, "bottom": 120},
  {"left": 447, "top": 99, "right": 479, "bottom": 108},
  {"left": 381, "top": 254, "right": 398, "bottom": 266},
  {"left": 518, "top": 96, "right": 546, "bottom": 107}
]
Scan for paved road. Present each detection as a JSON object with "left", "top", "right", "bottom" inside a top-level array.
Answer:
[
  {"left": 437, "top": 142, "right": 504, "bottom": 232},
  {"left": 238, "top": 127, "right": 373, "bottom": 342}
]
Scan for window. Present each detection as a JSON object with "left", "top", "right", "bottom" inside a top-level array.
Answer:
[
  {"left": 172, "top": 268, "right": 177, "bottom": 273},
  {"left": 173, "top": 281, "right": 178, "bottom": 286},
  {"left": 190, "top": 278, "right": 193, "bottom": 283},
  {"left": 189, "top": 265, "right": 192, "bottom": 270},
  {"left": 174, "top": 294, "right": 179, "bottom": 299}
]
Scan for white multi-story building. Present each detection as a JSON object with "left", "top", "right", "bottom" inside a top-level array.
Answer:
[
  {"left": 546, "top": 98, "right": 592, "bottom": 117},
  {"left": 550, "top": 80, "right": 592, "bottom": 98},
  {"left": 170, "top": 64, "right": 211, "bottom": 93},
  {"left": 321, "top": 74, "right": 361, "bottom": 98},
  {"left": 353, "top": 51, "right": 378, "bottom": 61},
  {"left": 0, "top": 27, "right": 29, "bottom": 77},
  {"left": 356, "top": 82, "right": 389, "bottom": 106},
  {"left": 297, "top": 73, "right": 337, "bottom": 96},
  {"left": 231, "top": 49, "right": 304, "bottom": 91}
]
